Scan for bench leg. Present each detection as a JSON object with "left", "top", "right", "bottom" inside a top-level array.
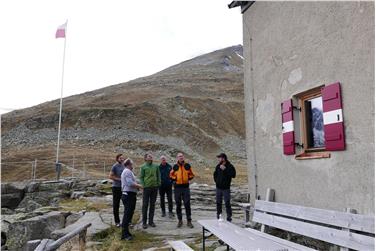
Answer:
[
  {"left": 227, "top": 244, "right": 230, "bottom": 251},
  {"left": 202, "top": 227, "right": 205, "bottom": 251}
]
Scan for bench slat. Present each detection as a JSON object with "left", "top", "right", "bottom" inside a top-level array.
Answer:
[
  {"left": 253, "top": 211, "right": 375, "bottom": 251},
  {"left": 255, "top": 200, "right": 375, "bottom": 234},
  {"left": 168, "top": 241, "right": 194, "bottom": 251},
  {"left": 245, "top": 228, "right": 317, "bottom": 251},
  {"left": 198, "top": 219, "right": 290, "bottom": 251}
]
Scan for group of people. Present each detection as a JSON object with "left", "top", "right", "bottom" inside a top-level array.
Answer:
[{"left": 109, "top": 152, "right": 236, "bottom": 241}]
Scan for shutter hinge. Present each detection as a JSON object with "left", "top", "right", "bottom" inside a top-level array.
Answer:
[
  {"left": 293, "top": 106, "right": 301, "bottom": 112},
  {"left": 295, "top": 142, "right": 304, "bottom": 148}
]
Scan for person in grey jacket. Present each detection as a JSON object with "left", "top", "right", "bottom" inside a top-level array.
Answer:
[
  {"left": 121, "top": 159, "right": 143, "bottom": 241},
  {"left": 109, "top": 154, "right": 125, "bottom": 227}
]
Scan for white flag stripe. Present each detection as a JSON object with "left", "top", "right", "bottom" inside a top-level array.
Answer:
[
  {"left": 323, "top": 109, "right": 343, "bottom": 125},
  {"left": 282, "top": 120, "right": 294, "bottom": 133},
  {"left": 57, "top": 21, "right": 67, "bottom": 30}
]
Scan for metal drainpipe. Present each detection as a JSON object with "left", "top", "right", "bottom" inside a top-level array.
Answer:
[{"left": 250, "top": 35, "right": 258, "bottom": 200}]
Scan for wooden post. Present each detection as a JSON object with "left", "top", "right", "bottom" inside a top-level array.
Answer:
[
  {"left": 35, "top": 239, "right": 54, "bottom": 251},
  {"left": 33, "top": 159, "right": 37, "bottom": 180},
  {"left": 31, "top": 161, "right": 34, "bottom": 181},
  {"left": 103, "top": 161, "right": 106, "bottom": 179},
  {"left": 261, "top": 188, "right": 275, "bottom": 233},
  {"left": 339, "top": 208, "right": 357, "bottom": 251},
  {"left": 26, "top": 239, "right": 41, "bottom": 251},
  {"left": 83, "top": 161, "right": 86, "bottom": 179},
  {"left": 79, "top": 229, "right": 87, "bottom": 251},
  {"left": 72, "top": 157, "right": 75, "bottom": 178}
]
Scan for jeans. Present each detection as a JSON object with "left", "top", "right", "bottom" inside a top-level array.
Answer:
[
  {"left": 159, "top": 185, "right": 173, "bottom": 213},
  {"left": 142, "top": 187, "right": 158, "bottom": 224},
  {"left": 174, "top": 187, "right": 191, "bottom": 221},
  {"left": 112, "top": 186, "right": 122, "bottom": 224},
  {"left": 121, "top": 192, "right": 137, "bottom": 238},
  {"left": 216, "top": 188, "right": 232, "bottom": 221}
]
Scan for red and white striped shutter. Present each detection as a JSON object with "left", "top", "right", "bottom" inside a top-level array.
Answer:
[
  {"left": 322, "top": 82, "right": 345, "bottom": 151},
  {"left": 281, "top": 99, "right": 295, "bottom": 155}
]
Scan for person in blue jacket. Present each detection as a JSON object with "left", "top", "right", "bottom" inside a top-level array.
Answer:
[{"left": 159, "top": 155, "right": 174, "bottom": 217}]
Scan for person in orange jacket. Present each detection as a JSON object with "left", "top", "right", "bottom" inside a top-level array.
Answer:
[{"left": 169, "top": 152, "right": 195, "bottom": 228}]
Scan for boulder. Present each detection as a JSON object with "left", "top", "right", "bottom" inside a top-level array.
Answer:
[
  {"left": 19, "top": 191, "right": 68, "bottom": 208},
  {"left": 1, "top": 183, "right": 26, "bottom": 209},
  {"left": 51, "top": 212, "right": 111, "bottom": 239},
  {"left": 65, "top": 212, "right": 84, "bottom": 226},
  {"left": 25, "top": 200, "right": 43, "bottom": 212},
  {"left": 1, "top": 208, "right": 14, "bottom": 215},
  {"left": 70, "top": 191, "right": 85, "bottom": 199},
  {"left": 6, "top": 211, "right": 65, "bottom": 251}
]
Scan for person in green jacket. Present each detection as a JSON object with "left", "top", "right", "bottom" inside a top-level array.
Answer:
[{"left": 139, "top": 153, "right": 161, "bottom": 229}]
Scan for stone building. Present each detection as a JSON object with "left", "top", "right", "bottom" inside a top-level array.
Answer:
[{"left": 229, "top": 1, "right": 374, "bottom": 214}]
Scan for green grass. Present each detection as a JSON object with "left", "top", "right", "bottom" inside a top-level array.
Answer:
[
  {"left": 59, "top": 198, "right": 108, "bottom": 212},
  {"left": 93, "top": 226, "right": 170, "bottom": 251}
]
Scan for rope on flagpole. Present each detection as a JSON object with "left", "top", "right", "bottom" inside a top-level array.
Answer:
[{"left": 56, "top": 20, "right": 67, "bottom": 181}]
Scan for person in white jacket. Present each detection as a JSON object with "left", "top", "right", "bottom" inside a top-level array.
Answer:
[{"left": 120, "top": 159, "right": 143, "bottom": 241}]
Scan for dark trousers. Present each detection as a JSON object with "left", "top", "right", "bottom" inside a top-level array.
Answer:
[
  {"left": 159, "top": 185, "right": 173, "bottom": 213},
  {"left": 174, "top": 187, "right": 191, "bottom": 221},
  {"left": 112, "top": 187, "right": 122, "bottom": 224},
  {"left": 142, "top": 187, "right": 158, "bottom": 224},
  {"left": 121, "top": 192, "right": 137, "bottom": 238},
  {"left": 216, "top": 188, "right": 232, "bottom": 221}
]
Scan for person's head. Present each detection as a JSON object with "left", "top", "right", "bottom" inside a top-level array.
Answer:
[
  {"left": 177, "top": 152, "right": 185, "bottom": 163},
  {"left": 144, "top": 153, "right": 153, "bottom": 164},
  {"left": 216, "top": 153, "right": 228, "bottom": 164},
  {"left": 160, "top": 155, "right": 167, "bottom": 165},
  {"left": 124, "top": 158, "right": 133, "bottom": 170},
  {"left": 116, "top": 154, "right": 125, "bottom": 164}
]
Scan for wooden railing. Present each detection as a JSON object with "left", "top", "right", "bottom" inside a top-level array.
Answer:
[{"left": 27, "top": 223, "right": 91, "bottom": 251}]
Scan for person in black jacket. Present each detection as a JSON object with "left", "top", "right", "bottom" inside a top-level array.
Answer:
[
  {"left": 213, "top": 153, "right": 236, "bottom": 221},
  {"left": 159, "top": 156, "right": 174, "bottom": 218}
]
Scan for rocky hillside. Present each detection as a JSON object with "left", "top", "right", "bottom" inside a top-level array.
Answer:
[{"left": 1, "top": 45, "right": 246, "bottom": 182}]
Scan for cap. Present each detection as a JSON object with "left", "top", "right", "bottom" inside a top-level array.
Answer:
[{"left": 216, "top": 153, "right": 227, "bottom": 159}]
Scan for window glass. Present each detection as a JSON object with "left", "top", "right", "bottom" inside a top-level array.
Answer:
[{"left": 305, "top": 96, "right": 325, "bottom": 148}]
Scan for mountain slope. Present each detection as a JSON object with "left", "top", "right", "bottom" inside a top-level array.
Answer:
[{"left": 1, "top": 45, "right": 246, "bottom": 182}]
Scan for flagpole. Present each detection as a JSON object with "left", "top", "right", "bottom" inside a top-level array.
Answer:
[{"left": 56, "top": 22, "right": 67, "bottom": 181}]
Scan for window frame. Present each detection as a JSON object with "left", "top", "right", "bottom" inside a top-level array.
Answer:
[{"left": 296, "top": 85, "right": 326, "bottom": 153}]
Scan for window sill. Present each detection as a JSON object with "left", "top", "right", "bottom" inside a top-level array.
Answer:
[{"left": 295, "top": 151, "right": 331, "bottom": 160}]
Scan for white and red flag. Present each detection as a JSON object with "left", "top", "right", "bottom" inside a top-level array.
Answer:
[{"left": 55, "top": 21, "right": 67, "bottom": 38}]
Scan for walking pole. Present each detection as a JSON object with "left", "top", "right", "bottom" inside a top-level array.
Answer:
[{"left": 55, "top": 20, "right": 68, "bottom": 181}]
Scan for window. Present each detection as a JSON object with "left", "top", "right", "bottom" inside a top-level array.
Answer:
[
  {"left": 304, "top": 96, "right": 324, "bottom": 149},
  {"left": 296, "top": 86, "right": 330, "bottom": 159},
  {"left": 282, "top": 82, "right": 344, "bottom": 159}
]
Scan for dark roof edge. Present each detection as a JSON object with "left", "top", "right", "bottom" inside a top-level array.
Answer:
[{"left": 228, "top": 1, "right": 255, "bottom": 14}]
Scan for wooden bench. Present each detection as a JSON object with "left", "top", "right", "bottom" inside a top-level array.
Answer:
[
  {"left": 199, "top": 200, "right": 375, "bottom": 250},
  {"left": 198, "top": 219, "right": 311, "bottom": 251},
  {"left": 27, "top": 223, "right": 91, "bottom": 251},
  {"left": 168, "top": 240, "right": 194, "bottom": 251},
  {"left": 253, "top": 200, "right": 375, "bottom": 250}
]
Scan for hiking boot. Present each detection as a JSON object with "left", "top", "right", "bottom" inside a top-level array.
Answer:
[
  {"left": 142, "top": 224, "right": 148, "bottom": 229},
  {"left": 161, "top": 212, "right": 166, "bottom": 217},
  {"left": 187, "top": 220, "right": 194, "bottom": 228},
  {"left": 177, "top": 220, "right": 183, "bottom": 228},
  {"left": 149, "top": 222, "right": 156, "bottom": 227},
  {"left": 115, "top": 223, "right": 121, "bottom": 228},
  {"left": 122, "top": 235, "right": 133, "bottom": 241}
]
